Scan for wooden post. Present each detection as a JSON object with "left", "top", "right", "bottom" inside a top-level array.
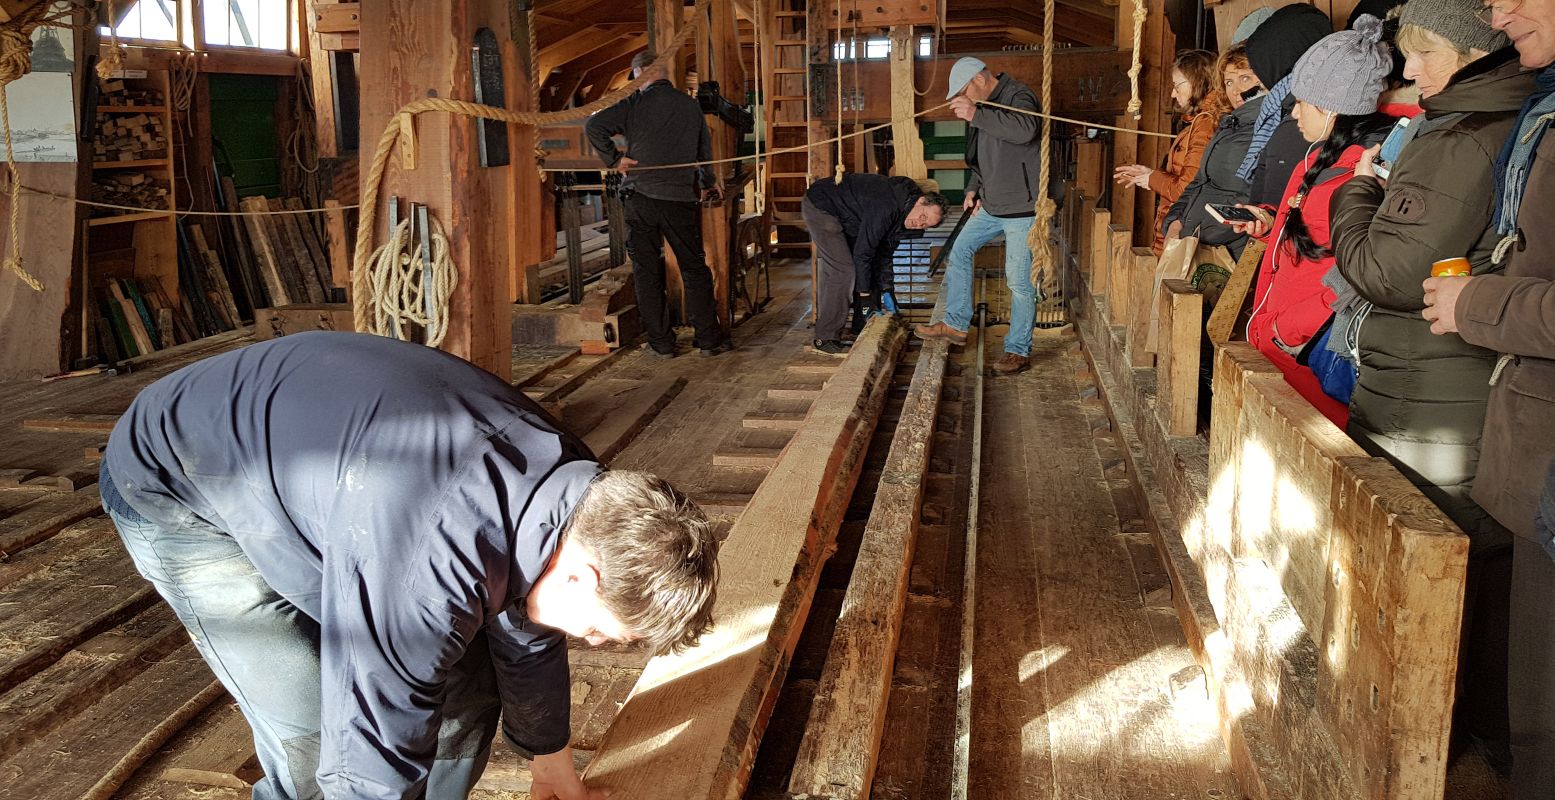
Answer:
[
  {"left": 807, "top": 0, "right": 835, "bottom": 180},
  {"left": 1127, "top": 247, "right": 1155, "bottom": 368},
  {"left": 697, "top": 0, "right": 743, "bottom": 329},
  {"left": 359, "top": 0, "right": 515, "bottom": 379},
  {"left": 1106, "top": 224, "right": 1130, "bottom": 325},
  {"left": 889, "top": 25, "right": 926, "bottom": 181},
  {"left": 510, "top": 2, "right": 547, "bottom": 304},
  {"left": 1087, "top": 207, "right": 1111, "bottom": 290},
  {"left": 1134, "top": 0, "right": 1171, "bottom": 240},
  {"left": 1155, "top": 278, "right": 1202, "bottom": 436},
  {"left": 304, "top": 0, "right": 340, "bottom": 158}
]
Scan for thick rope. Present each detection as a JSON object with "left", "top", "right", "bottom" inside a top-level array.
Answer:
[
  {"left": 1125, "top": 0, "right": 1146, "bottom": 119},
  {"left": 352, "top": 0, "right": 716, "bottom": 332},
  {"left": 365, "top": 216, "right": 457, "bottom": 347},
  {"left": 753, "top": 0, "right": 766, "bottom": 214},
  {"left": 96, "top": 0, "right": 125, "bottom": 80},
  {"left": 1026, "top": 0, "right": 1056, "bottom": 284}
]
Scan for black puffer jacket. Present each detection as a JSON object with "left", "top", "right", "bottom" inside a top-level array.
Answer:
[
  {"left": 1163, "top": 95, "right": 1264, "bottom": 247},
  {"left": 1329, "top": 48, "right": 1535, "bottom": 549}
]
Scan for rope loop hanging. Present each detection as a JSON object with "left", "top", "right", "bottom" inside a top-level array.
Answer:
[
  {"left": 1125, "top": 0, "right": 1146, "bottom": 119},
  {"left": 1025, "top": 0, "right": 1057, "bottom": 283}
]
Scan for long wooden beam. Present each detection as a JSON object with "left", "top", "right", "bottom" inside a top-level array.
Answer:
[
  {"left": 583, "top": 316, "right": 908, "bottom": 798},
  {"left": 788, "top": 298, "right": 950, "bottom": 799}
]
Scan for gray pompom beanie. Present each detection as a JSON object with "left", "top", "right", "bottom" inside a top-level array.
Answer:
[
  {"left": 1400, "top": 0, "right": 1510, "bottom": 55},
  {"left": 1290, "top": 14, "right": 1393, "bottom": 116}
]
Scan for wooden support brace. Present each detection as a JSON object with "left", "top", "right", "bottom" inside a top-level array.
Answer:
[
  {"left": 1155, "top": 279, "right": 1203, "bottom": 437},
  {"left": 397, "top": 113, "right": 417, "bottom": 171},
  {"left": 1086, "top": 206, "right": 1110, "bottom": 285}
]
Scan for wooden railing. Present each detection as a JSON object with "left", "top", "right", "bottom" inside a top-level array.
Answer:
[{"left": 1058, "top": 138, "right": 1470, "bottom": 800}]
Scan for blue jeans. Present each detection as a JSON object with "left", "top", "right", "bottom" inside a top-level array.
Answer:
[
  {"left": 942, "top": 210, "right": 1038, "bottom": 356},
  {"left": 101, "top": 469, "right": 500, "bottom": 800}
]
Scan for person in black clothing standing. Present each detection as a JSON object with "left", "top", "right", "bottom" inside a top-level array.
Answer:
[
  {"left": 801, "top": 173, "right": 947, "bottom": 354},
  {"left": 586, "top": 52, "right": 732, "bottom": 357}
]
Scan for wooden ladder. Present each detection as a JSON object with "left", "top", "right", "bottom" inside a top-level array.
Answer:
[{"left": 762, "top": 0, "right": 816, "bottom": 256}]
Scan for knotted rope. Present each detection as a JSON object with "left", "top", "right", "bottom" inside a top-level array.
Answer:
[
  {"left": 1125, "top": 0, "right": 1146, "bottom": 119},
  {"left": 364, "top": 215, "right": 457, "bottom": 346},
  {"left": 1025, "top": 0, "right": 1057, "bottom": 285},
  {"left": 351, "top": 0, "right": 716, "bottom": 334},
  {"left": 0, "top": 1, "right": 99, "bottom": 293}
]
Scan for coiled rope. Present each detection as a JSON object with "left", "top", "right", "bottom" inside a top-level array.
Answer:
[{"left": 364, "top": 215, "right": 457, "bottom": 346}]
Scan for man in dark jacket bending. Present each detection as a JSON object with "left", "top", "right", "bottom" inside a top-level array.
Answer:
[
  {"left": 801, "top": 173, "right": 947, "bottom": 353},
  {"left": 585, "top": 52, "right": 732, "bottom": 358},
  {"left": 100, "top": 331, "right": 719, "bottom": 800}
]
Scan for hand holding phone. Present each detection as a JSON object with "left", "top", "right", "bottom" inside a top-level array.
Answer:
[{"left": 1206, "top": 202, "right": 1272, "bottom": 237}]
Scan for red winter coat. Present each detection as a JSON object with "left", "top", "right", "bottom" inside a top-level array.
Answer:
[{"left": 1246, "top": 144, "right": 1373, "bottom": 429}]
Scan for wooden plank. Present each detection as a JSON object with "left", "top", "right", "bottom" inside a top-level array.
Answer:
[
  {"left": 788, "top": 327, "right": 949, "bottom": 798},
  {"left": 888, "top": 26, "right": 926, "bottom": 181},
  {"left": 240, "top": 197, "right": 294, "bottom": 307},
  {"left": 0, "top": 643, "right": 224, "bottom": 800},
  {"left": 313, "top": 1, "right": 361, "bottom": 33},
  {"left": 324, "top": 200, "right": 350, "bottom": 290},
  {"left": 1155, "top": 279, "right": 1203, "bottom": 437},
  {"left": 0, "top": 515, "right": 117, "bottom": 592},
  {"left": 1207, "top": 239, "right": 1266, "bottom": 345},
  {"left": 1146, "top": 234, "right": 1197, "bottom": 353},
  {"left": 0, "top": 487, "right": 105, "bottom": 556},
  {"left": 1127, "top": 247, "right": 1155, "bottom": 369},
  {"left": 0, "top": 605, "right": 185, "bottom": 761},
  {"left": 270, "top": 199, "right": 327, "bottom": 304},
  {"left": 161, "top": 702, "right": 262, "bottom": 790},
  {"left": 583, "top": 316, "right": 906, "bottom": 798},
  {"left": 577, "top": 377, "right": 688, "bottom": 462},
  {"left": 21, "top": 413, "right": 121, "bottom": 433}
]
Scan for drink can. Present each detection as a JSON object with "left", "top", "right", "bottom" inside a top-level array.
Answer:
[{"left": 1431, "top": 257, "right": 1472, "bottom": 277}]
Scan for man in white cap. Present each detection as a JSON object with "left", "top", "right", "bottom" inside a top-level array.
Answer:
[{"left": 915, "top": 57, "right": 1043, "bottom": 375}]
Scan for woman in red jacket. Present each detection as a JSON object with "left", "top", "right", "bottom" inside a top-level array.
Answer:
[{"left": 1229, "top": 17, "right": 1396, "bottom": 428}]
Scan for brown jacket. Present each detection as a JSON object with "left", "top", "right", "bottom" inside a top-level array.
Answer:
[
  {"left": 1150, "top": 111, "right": 1219, "bottom": 254},
  {"left": 1457, "top": 130, "right": 1555, "bottom": 540}
]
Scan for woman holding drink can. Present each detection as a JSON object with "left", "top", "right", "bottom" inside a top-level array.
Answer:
[{"left": 1328, "top": 0, "right": 1531, "bottom": 765}]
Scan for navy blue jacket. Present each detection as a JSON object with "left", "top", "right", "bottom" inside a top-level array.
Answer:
[
  {"left": 804, "top": 173, "right": 922, "bottom": 293},
  {"left": 104, "top": 331, "right": 601, "bottom": 799}
]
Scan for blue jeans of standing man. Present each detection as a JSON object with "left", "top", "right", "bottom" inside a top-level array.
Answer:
[
  {"left": 100, "top": 467, "right": 500, "bottom": 800},
  {"left": 942, "top": 210, "right": 1037, "bottom": 356}
]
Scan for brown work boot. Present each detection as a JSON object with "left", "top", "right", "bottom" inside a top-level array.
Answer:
[
  {"left": 993, "top": 352, "right": 1032, "bottom": 375},
  {"left": 914, "top": 321, "right": 968, "bottom": 345}
]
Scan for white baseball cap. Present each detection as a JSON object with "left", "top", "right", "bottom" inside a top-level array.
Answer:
[{"left": 946, "top": 57, "right": 987, "bottom": 100}]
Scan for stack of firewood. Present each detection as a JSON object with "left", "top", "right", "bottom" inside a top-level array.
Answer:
[
  {"left": 98, "top": 80, "right": 164, "bottom": 106},
  {"left": 92, "top": 112, "right": 169, "bottom": 163},
  {"left": 91, "top": 172, "right": 171, "bottom": 212}
]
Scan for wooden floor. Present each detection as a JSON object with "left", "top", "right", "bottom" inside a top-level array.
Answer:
[{"left": 969, "top": 325, "right": 1240, "bottom": 799}]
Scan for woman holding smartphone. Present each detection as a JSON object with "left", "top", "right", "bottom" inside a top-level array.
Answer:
[
  {"left": 1225, "top": 16, "right": 1396, "bottom": 429},
  {"left": 1328, "top": 0, "right": 1532, "bottom": 768}
]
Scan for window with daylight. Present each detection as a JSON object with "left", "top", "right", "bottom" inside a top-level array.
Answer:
[
  {"left": 203, "top": 0, "right": 292, "bottom": 50},
  {"left": 99, "top": 0, "right": 294, "bottom": 50},
  {"left": 831, "top": 35, "right": 934, "bottom": 61},
  {"left": 101, "top": 0, "right": 181, "bottom": 43}
]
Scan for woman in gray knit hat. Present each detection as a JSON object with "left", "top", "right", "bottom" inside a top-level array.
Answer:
[
  {"left": 1228, "top": 15, "right": 1398, "bottom": 428},
  {"left": 1329, "top": 0, "right": 1531, "bottom": 773}
]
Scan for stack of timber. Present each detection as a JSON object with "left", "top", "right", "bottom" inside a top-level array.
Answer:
[
  {"left": 90, "top": 171, "right": 171, "bottom": 216},
  {"left": 237, "top": 194, "right": 337, "bottom": 309},
  {"left": 98, "top": 79, "right": 165, "bottom": 106},
  {"left": 583, "top": 316, "right": 906, "bottom": 797},
  {"left": 91, "top": 111, "right": 170, "bottom": 164},
  {"left": 91, "top": 277, "right": 202, "bottom": 362}
]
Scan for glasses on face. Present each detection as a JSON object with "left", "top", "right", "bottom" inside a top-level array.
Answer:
[{"left": 1478, "top": 0, "right": 1524, "bottom": 23}]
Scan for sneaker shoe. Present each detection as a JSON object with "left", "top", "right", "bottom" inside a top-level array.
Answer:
[
  {"left": 812, "top": 339, "right": 850, "bottom": 356},
  {"left": 700, "top": 340, "right": 736, "bottom": 357},
  {"left": 914, "top": 321, "right": 968, "bottom": 345},
  {"left": 993, "top": 352, "right": 1032, "bottom": 375}
]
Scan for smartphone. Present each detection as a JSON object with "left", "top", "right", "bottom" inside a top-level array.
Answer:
[
  {"left": 1374, "top": 117, "right": 1413, "bottom": 180},
  {"left": 1205, "top": 203, "right": 1260, "bottom": 224}
]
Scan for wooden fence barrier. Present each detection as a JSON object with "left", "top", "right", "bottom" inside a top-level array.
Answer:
[
  {"left": 1089, "top": 209, "right": 1112, "bottom": 293},
  {"left": 1106, "top": 224, "right": 1131, "bottom": 323},
  {"left": 1127, "top": 247, "right": 1155, "bottom": 369}
]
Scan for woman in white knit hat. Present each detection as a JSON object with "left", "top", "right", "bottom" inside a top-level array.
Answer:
[{"left": 1227, "top": 15, "right": 1399, "bottom": 429}]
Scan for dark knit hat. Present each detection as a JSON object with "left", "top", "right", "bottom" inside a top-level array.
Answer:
[
  {"left": 1400, "top": 0, "right": 1510, "bottom": 54},
  {"left": 1290, "top": 15, "right": 1393, "bottom": 115},
  {"left": 1246, "top": 4, "right": 1335, "bottom": 88}
]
